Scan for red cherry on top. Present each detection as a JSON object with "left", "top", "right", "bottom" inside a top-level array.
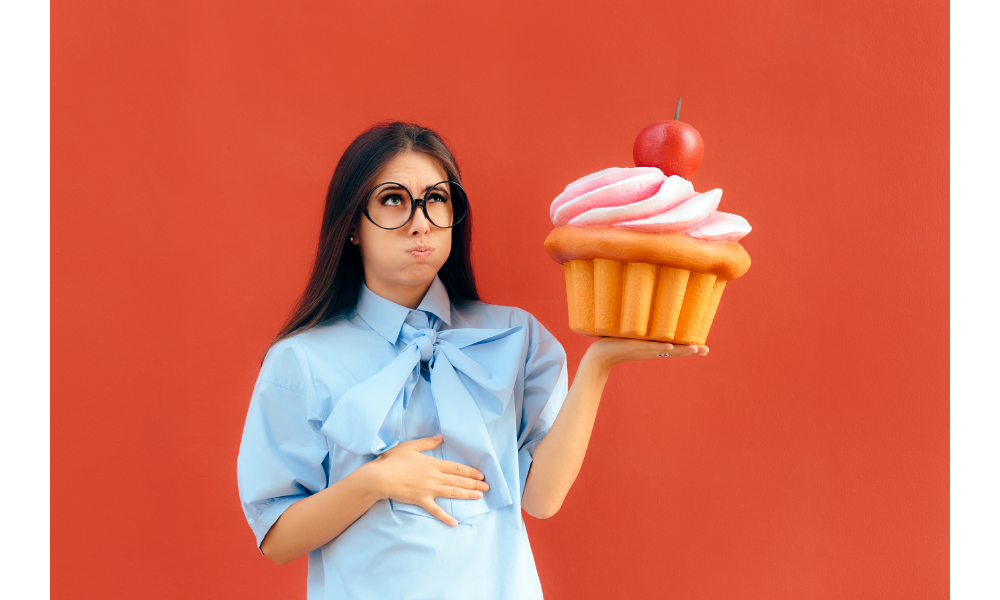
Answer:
[{"left": 633, "top": 119, "right": 704, "bottom": 179}]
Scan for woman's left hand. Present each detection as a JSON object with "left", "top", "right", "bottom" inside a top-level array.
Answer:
[{"left": 585, "top": 337, "right": 708, "bottom": 370}]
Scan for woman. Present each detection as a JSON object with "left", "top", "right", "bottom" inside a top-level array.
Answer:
[{"left": 237, "top": 121, "right": 708, "bottom": 599}]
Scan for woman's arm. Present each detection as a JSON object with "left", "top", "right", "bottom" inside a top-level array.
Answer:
[
  {"left": 260, "top": 460, "right": 382, "bottom": 565},
  {"left": 260, "top": 434, "right": 488, "bottom": 565},
  {"left": 520, "top": 338, "right": 708, "bottom": 519}
]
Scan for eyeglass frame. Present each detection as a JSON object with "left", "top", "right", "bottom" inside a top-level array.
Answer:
[{"left": 361, "top": 180, "right": 469, "bottom": 230}]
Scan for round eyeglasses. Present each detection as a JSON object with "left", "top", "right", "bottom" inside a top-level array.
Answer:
[{"left": 362, "top": 181, "right": 469, "bottom": 230}]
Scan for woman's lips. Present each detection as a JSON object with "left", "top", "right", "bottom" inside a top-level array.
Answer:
[{"left": 408, "top": 246, "right": 434, "bottom": 259}]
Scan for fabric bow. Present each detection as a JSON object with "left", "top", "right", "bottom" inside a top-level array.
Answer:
[{"left": 322, "top": 314, "right": 527, "bottom": 523}]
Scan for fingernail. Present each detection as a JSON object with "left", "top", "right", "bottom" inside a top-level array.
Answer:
[
  {"left": 434, "top": 434, "right": 442, "bottom": 440},
  {"left": 450, "top": 519, "right": 458, "bottom": 527},
  {"left": 475, "top": 491, "right": 483, "bottom": 498}
]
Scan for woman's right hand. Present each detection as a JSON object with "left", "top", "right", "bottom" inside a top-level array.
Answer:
[{"left": 367, "top": 434, "right": 489, "bottom": 527}]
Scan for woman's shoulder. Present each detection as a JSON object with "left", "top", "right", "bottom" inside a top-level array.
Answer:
[
  {"left": 453, "top": 300, "right": 558, "bottom": 348},
  {"left": 271, "top": 311, "right": 378, "bottom": 352},
  {"left": 258, "top": 335, "right": 313, "bottom": 395},
  {"left": 259, "top": 313, "right": 382, "bottom": 388}
]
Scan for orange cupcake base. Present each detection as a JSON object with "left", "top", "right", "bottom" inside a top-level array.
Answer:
[{"left": 563, "top": 258, "right": 727, "bottom": 345}]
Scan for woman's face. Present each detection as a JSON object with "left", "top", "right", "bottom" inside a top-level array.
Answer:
[{"left": 351, "top": 150, "right": 453, "bottom": 300}]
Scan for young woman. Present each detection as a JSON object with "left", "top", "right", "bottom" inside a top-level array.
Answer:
[{"left": 237, "top": 121, "right": 708, "bottom": 599}]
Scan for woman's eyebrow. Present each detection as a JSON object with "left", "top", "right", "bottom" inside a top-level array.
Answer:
[
  {"left": 376, "top": 180, "right": 445, "bottom": 195},
  {"left": 418, "top": 182, "right": 449, "bottom": 195}
]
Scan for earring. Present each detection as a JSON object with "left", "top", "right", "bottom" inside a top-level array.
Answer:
[{"left": 349, "top": 235, "right": 355, "bottom": 243}]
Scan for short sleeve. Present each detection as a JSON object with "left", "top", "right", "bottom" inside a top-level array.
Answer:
[
  {"left": 237, "top": 339, "right": 329, "bottom": 553},
  {"left": 516, "top": 315, "right": 569, "bottom": 496}
]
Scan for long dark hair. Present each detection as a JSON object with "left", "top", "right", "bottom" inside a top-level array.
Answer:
[{"left": 270, "top": 121, "right": 479, "bottom": 349}]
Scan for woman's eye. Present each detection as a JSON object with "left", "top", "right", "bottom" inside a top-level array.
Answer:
[
  {"left": 428, "top": 193, "right": 449, "bottom": 203},
  {"left": 382, "top": 194, "right": 404, "bottom": 206}
]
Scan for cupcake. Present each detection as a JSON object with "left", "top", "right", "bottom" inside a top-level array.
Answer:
[{"left": 543, "top": 159, "right": 751, "bottom": 345}]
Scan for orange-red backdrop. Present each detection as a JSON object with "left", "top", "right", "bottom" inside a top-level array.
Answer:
[{"left": 52, "top": 1, "right": 949, "bottom": 598}]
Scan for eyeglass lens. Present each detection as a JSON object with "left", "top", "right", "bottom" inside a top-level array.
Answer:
[{"left": 366, "top": 182, "right": 467, "bottom": 229}]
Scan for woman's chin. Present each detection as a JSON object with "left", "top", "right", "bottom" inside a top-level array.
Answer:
[{"left": 397, "top": 263, "right": 443, "bottom": 284}]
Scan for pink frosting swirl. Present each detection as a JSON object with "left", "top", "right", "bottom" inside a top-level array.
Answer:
[{"left": 550, "top": 167, "right": 751, "bottom": 242}]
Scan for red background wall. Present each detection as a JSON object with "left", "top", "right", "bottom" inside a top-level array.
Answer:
[{"left": 51, "top": 1, "right": 949, "bottom": 598}]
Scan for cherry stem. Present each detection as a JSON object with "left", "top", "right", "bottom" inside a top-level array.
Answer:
[{"left": 674, "top": 97, "right": 682, "bottom": 121}]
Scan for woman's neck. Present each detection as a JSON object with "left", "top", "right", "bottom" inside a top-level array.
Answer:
[{"left": 364, "top": 275, "right": 434, "bottom": 310}]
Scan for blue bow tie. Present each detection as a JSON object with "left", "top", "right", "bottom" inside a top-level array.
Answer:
[{"left": 322, "top": 313, "right": 527, "bottom": 523}]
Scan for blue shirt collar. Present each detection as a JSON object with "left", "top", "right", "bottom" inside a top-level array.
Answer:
[{"left": 356, "top": 275, "right": 452, "bottom": 344}]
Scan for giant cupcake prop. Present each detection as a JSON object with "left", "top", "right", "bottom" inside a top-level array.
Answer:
[{"left": 543, "top": 100, "right": 751, "bottom": 345}]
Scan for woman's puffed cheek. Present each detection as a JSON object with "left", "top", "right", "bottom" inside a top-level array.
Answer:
[{"left": 358, "top": 225, "right": 451, "bottom": 287}]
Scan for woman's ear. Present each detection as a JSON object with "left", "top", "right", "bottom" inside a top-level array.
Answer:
[{"left": 348, "top": 227, "right": 360, "bottom": 245}]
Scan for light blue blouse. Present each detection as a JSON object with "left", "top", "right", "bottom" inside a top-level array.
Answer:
[{"left": 237, "top": 275, "right": 569, "bottom": 599}]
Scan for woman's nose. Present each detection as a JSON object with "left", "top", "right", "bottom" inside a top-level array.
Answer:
[{"left": 408, "top": 206, "right": 432, "bottom": 235}]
